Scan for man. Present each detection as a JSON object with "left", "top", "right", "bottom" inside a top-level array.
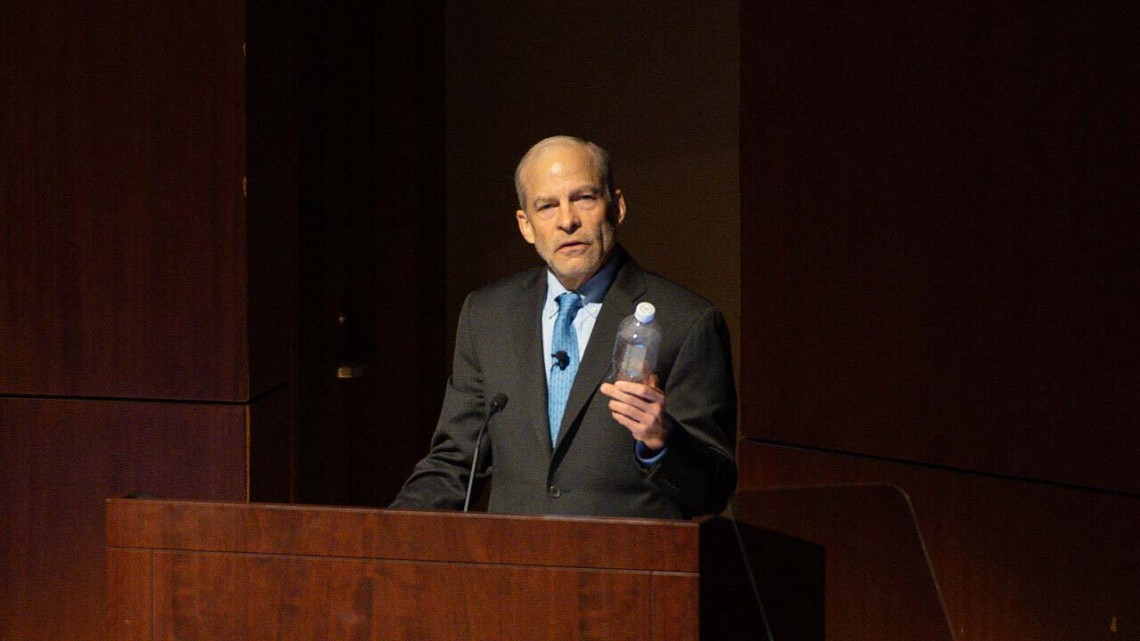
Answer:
[{"left": 390, "top": 135, "right": 736, "bottom": 518}]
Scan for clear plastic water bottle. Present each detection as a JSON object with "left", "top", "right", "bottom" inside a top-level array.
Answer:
[{"left": 607, "top": 302, "right": 661, "bottom": 383}]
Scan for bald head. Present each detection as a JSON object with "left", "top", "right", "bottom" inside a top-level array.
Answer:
[{"left": 514, "top": 136, "right": 615, "bottom": 210}]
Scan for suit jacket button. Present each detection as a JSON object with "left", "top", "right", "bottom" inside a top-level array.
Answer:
[{"left": 547, "top": 485, "right": 562, "bottom": 498}]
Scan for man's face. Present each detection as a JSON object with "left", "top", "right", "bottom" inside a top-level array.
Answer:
[{"left": 515, "top": 143, "right": 626, "bottom": 290}]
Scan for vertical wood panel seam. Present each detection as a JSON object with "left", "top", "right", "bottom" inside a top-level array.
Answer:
[
  {"left": 245, "top": 405, "right": 252, "bottom": 502},
  {"left": 149, "top": 549, "right": 156, "bottom": 641},
  {"left": 649, "top": 572, "right": 656, "bottom": 641}
]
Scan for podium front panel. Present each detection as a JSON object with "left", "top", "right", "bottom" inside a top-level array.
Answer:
[{"left": 107, "top": 499, "right": 702, "bottom": 641}]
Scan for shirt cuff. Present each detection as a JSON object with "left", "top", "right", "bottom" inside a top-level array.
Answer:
[{"left": 635, "top": 441, "right": 667, "bottom": 466}]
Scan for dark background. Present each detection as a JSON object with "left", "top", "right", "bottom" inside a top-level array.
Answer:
[{"left": 2, "top": 1, "right": 1136, "bottom": 639}]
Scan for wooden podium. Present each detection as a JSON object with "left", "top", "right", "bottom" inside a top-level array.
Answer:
[
  {"left": 106, "top": 486, "right": 951, "bottom": 640},
  {"left": 106, "top": 500, "right": 737, "bottom": 640}
]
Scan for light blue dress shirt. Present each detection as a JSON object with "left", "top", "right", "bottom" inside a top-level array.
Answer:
[{"left": 541, "top": 257, "right": 620, "bottom": 382}]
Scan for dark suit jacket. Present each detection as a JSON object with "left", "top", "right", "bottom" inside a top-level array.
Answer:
[{"left": 390, "top": 251, "right": 737, "bottom": 518}]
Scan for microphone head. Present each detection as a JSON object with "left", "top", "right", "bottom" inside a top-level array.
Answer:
[
  {"left": 553, "top": 350, "right": 570, "bottom": 370},
  {"left": 490, "top": 393, "right": 509, "bottom": 413}
]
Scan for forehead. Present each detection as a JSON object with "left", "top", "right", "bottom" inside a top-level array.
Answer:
[{"left": 522, "top": 144, "right": 601, "bottom": 195}]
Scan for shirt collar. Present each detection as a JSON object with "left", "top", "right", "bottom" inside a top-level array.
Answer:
[{"left": 544, "top": 247, "right": 623, "bottom": 315}]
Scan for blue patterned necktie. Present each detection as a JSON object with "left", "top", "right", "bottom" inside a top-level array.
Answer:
[{"left": 548, "top": 292, "right": 583, "bottom": 445}]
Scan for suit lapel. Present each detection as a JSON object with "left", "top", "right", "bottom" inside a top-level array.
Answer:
[
  {"left": 553, "top": 256, "right": 647, "bottom": 451},
  {"left": 512, "top": 269, "right": 553, "bottom": 452}
]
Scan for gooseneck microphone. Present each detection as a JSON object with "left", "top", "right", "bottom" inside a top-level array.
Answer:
[{"left": 463, "top": 393, "right": 508, "bottom": 512}]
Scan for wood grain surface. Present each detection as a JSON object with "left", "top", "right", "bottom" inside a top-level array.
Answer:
[
  {"left": 106, "top": 500, "right": 710, "bottom": 641},
  {"left": 741, "top": 443, "right": 1139, "bottom": 640}
]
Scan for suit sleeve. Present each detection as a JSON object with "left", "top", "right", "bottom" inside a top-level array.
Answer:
[
  {"left": 643, "top": 306, "right": 738, "bottom": 517},
  {"left": 389, "top": 294, "right": 490, "bottom": 510}
]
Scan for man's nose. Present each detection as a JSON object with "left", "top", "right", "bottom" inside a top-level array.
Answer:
[{"left": 555, "top": 201, "right": 580, "bottom": 230}]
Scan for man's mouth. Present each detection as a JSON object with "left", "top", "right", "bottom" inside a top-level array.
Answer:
[{"left": 558, "top": 240, "right": 589, "bottom": 252}]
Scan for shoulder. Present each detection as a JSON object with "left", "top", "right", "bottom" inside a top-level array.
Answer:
[
  {"left": 638, "top": 269, "right": 717, "bottom": 314},
  {"left": 620, "top": 260, "right": 720, "bottom": 321},
  {"left": 617, "top": 261, "right": 728, "bottom": 351},
  {"left": 457, "top": 265, "right": 546, "bottom": 324}
]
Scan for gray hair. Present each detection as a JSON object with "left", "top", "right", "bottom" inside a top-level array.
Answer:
[{"left": 514, "top": 135, "right": 615, "bottom": 210}]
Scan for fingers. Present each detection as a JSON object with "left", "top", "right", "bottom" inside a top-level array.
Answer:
[
  {"left": 600, "top": 383, "right": 661, "bottom": 427},
  {"left": 608, "top": 408, "right": 641, "bottom": 433},
  {"left": 600, "top": 380, "right": 663, "bottom": 407},
  {"left": 599, "top": 380, "right": 670, "bottom": 450}
]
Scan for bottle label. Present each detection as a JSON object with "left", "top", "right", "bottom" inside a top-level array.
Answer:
[{"left": 619, "top": 344, "right": 648, "bottom": 381}]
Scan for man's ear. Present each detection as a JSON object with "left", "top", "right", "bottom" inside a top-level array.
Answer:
[
  {"left": 516, "top": 209, "right": 536, "bottom": 244},
  {"left": 610, "top": 189, "right": 627, "bottom": 226}
]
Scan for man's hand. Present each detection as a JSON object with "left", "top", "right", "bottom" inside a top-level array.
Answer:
[{"left": 599, "top": 374, "right": 670, "bottom": 451}]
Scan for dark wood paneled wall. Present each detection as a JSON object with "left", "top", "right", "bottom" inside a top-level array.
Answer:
[
  {"left": 741, "top": 443, "right": 1138, "bottom": 639},
  {"left": 0, "top": 399, "right": 248, "bottom": 640},
  {"left": 741, "top": 1, "right": 1139, "bottom": 638},
  {"left": 0, "top": 1, "right": 290, "bottom": 639},
  {"left": 1, "top": 0, "right": 248, "bottom": 402}
]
